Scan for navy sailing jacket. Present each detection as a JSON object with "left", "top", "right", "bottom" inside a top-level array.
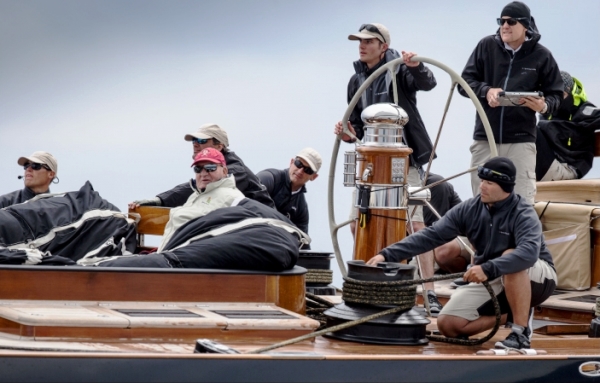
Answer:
[
  {"left": 347, "top": 49, "right": 437, "bottom": 166},
  {"left": 459, "top": 27, "right": 563, "bottom": 144},
  {"left": 380, "top": 192, "right": 554, "bottom": 281}
]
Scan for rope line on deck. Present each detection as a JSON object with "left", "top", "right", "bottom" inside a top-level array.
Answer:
[{"left": 248, "top": 272, "right": 502, "bottom": 354}]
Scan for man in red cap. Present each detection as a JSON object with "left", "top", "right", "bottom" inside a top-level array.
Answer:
[
  {"left": 129, "top": 123, "right": 273, "bottom": 209},
  {"left": 157, "top": 147, "right": 244, "bottom": 252},
  {"left": 367, "top": 156, "right": 557, "bottom": 350}
]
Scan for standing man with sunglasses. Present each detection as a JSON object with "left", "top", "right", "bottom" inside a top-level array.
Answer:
[
  {"left": 257, "top": 148, "right": 321, "bottom": 247},
  {"left": 157, "top": 147, "right": 244, "bottom": 252},
  {"left": 0, "top": 151, "right": 58, "bottom": 209},
  {"left": 367, "top": 157, "right": 557, "bottom": 350},
  {"left": 129, "top": 123, "right": 274, "bottom": 209},
  {"left": 460, "top": 1, "right": 563, "bottom": 205}
]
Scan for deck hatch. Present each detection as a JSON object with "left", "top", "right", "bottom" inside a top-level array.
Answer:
[
  {"left": 562, "top": 294, "right": 600, "bottom": 304},
  {"left": 115, "top": 309, "right": 203, "bottom": 318},
  {"left": 211, "top": 310, "right": 295, "bottom": 319}
]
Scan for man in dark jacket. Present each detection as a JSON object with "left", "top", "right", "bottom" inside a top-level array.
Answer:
[
  {"left": 367, "top": 157, "right": 557, "bottom": 350},
  {"left": 459, "top": 1, "right": 563, "bottom": 204},
  {"left": 333, "top": 22, "right": 437, "bottom": 251},
  {"left": 257, "top": 148, "right": 321, "bottom": 249},
  {"left": 536, "top": 71, "right": 600, "bottom": 181},
  {"left": 0, "top": 151, "right": 58, "bottom": 209},
  {"left": 129, "top": 124, "right": 274, "bottom": 209}
]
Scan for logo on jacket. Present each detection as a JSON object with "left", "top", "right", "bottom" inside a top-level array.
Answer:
[
  {"left": 521, "top": 67, "right": 536, "bottom": 71},
  {"left": 499, "top": 231, "right": 510, "bottom": 235}
]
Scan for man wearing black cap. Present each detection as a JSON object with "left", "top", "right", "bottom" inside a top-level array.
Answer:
[
  {"left": 536, "top": 71, "right": 600, "bottom": 181},
  {"left": 367, "top": 156, "right": 557, "bottom": 349},
  {"left": 459, "top": 1, "right": 564, "bottom": 204}
]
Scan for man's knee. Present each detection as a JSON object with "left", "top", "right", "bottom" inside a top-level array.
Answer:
[
  {"left": 434, "top": 241, "right": 467, "bottom": 273},
  {"left": 437, "top": 314, "right": 466, "bottom": 337}
]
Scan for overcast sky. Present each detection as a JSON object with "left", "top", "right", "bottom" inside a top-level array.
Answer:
[{"left": 1, "top": 0, "right": 599, "bottom": 284}]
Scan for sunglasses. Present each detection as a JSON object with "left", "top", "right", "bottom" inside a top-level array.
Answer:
[
  {"left": 193, "top": 164, "right": 219, "bottom": 173},
  {"left": 23, "top": 162, "right": 50, "bottom": 171},
  {"left": 192, "top": 138, "right": 210, "bottom": 145},
  {"left": 496, "top": 17, "right": 527, "bottom": 26},
  {"left": 294, "top": 158, "right": 315, "bottom": 175},
  {"left": 359, "top": 23, "right": 386, "bottom": 43},
  {"left": 477, "top": 166, "right": 513, "bottom": 182}
]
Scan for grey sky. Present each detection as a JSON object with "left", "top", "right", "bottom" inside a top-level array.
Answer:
[{"left": 1, "top": 0, "right": 599, "bottom": 284}]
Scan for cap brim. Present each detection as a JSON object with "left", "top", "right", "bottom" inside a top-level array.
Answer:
[
  {"left": 348, "top": 32, "right": 382, "bottom": 42},
  {"left": 184, "top": 132, "right": 212, "bottom": 141},
  {"left": 17, "top": 156, "right": 42, "bottom": 166},
  {"left": 297, "top": 155, "right": 318, "bottom": 172}
]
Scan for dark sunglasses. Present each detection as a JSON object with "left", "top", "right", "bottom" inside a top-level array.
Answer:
[
  {"left": 23, "top": 162, "right": 50, "bottom": 171},
  {"left": 359, "top": 23, "right": 386, "bottom": 43},
  {"left": 193, "top": 164, "right": 219, "bottom": 173},
  {"left": 192, "top": 138, "right": 210, "bottom": 145},
  {"left": 477, "top": 166, "right": 513, "bottom": 182},
  {"left": 496, "top": 17, "right": 527, "bottom": 26},
  {"left": 294, "top": 158, "right": 315, "bottom": 175}
]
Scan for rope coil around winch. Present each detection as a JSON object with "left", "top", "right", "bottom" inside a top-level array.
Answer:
[
  {"left": 305, "top": 269, "right": 333, "bottom": 284},
  {"left": 249, "top": 272, "right": 503, "bottom": 354}
]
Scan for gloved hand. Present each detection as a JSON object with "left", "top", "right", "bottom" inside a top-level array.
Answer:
[{"left": 128, "top": 197, "right": 162, "bottom": 210}]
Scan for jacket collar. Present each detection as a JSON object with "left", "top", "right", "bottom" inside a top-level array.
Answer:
[
  {"left": 353, "top": 48, "right": 401, "bottom": 75},
  {"left": 284, "top": 168, "right": 307, "bottom": 194},
  {"left": 191, "top": 175, "right": 236, "bottom": 195}
]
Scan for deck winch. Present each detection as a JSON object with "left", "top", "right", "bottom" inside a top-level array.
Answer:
[
  {"left": 343, "top": 103, "right": 430, "bottom": 262},
  {"left": 323, "top": 261, "right": 429, "bottom": 345}
]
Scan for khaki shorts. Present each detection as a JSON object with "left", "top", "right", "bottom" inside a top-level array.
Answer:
[
  {"left": 440, "top": 259, "right": 557, "bottom": 321},
  {"left": 350, "top": 166, "right": 424, "bottom": 223}
]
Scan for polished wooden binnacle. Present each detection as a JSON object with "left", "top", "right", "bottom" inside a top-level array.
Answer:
[{"left": 353, "top": 146, "right": 412, "bottom": 262}]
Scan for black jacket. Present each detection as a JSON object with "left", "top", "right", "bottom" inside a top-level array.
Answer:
[
  {"left": 157, "top": 150, "right": 275, "bottom": 208},
  {"left": 0, "top": 187, "right": 48, "bottom": 209},
  {"left": 380, "top": 192, "right": 554, "bottom": 281},
  {"left": 536, "top": 98, "right": 600, "bottom": 180},
  {"left": 423, "top": 173, "right": 462, "bottom": 227},
  {"left": 459, "top": 25, "right": 563, "bottom": 144},
  {"left": 347, "top": 49, "right": 437, "bottom": 166},
  {"left": 257, "top": 168, "right": 309, "bottom": 237}
]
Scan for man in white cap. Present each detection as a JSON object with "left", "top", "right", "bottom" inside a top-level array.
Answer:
[
  {"left": 0, "top": 151, "right": 58, "bottom": 209},
  {"left": 333, "top": 23, "right": 440, "bottom": 311},
  {"left": 129, "top": 123, "right": 274, "bottom": 209},
  {"left": 257, "top": 148, "right": 321, "bottom": 247}
]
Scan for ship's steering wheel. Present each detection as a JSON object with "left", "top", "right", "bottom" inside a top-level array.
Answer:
[{"left": 327, "top": 56, "right": 498, "bottom": 277}]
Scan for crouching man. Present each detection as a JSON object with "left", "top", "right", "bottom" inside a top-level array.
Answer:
[{"left": 367, "top": 157, "right": 557, "bottom": 349}]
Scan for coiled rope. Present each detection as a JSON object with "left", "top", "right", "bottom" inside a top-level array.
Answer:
[
  {"left": 248, "top": 272, "right": 502, "bottom": 354},
  {"left": 305, "top": 269, "right": 333, "bottom": 284}
]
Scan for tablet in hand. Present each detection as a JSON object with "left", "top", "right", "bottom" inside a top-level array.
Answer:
[{"left": 497, "top": 91, "right": 543, "bottom": 107}]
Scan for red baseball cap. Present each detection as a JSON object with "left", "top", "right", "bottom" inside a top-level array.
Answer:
[{"left": 191, "top": 148, "right": 226, "bottom": 167}]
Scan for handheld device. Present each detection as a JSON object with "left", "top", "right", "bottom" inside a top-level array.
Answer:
[{"left": 497, "top": 91, "right": 543, "bottom": 107}]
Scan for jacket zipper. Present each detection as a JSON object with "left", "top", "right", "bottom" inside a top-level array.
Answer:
[{"left": 499, "top": 52, "right": 515, "bottom": 145}]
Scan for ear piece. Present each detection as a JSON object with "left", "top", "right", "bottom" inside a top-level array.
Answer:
[{"left": 52, "top": 177, "right": 60, "bottom": 184}]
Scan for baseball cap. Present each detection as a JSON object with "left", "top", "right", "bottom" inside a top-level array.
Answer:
[
  {"left": 348, "top": 23, "right": 390, "bottom": 45},
  {"left": 296, "top": 147, "right": 322, "bottom": 173},
  {"left": 191, "top": 147, "right": 226, "bottom": 167},
  {"left": 17, "top": 151, "right": 58, "bottom": 173},
  {"left": 184, "top": 123, "right": 229, "bottom": 148}
]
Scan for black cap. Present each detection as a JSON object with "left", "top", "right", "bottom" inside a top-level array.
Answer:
[
  {"left": 478, "top": 157, "right": 516, "bottom": 193},
  {"left": 560, "top": 71, "right": 574, "bottom": 94},
  {"left": 501, "top": 1, "right": 531, "bottom": 28}
]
